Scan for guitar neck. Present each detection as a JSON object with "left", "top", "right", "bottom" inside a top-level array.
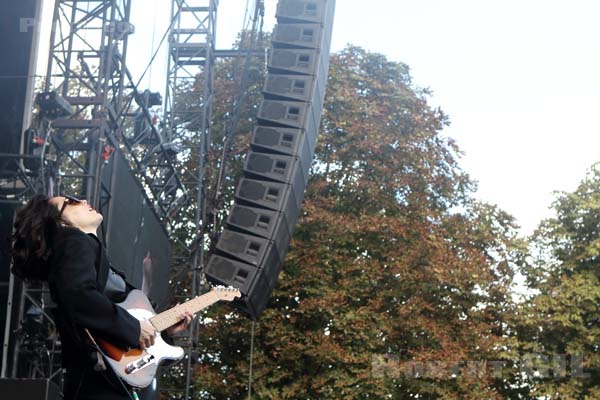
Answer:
[{"left": 149, "top": 291, "right": 219, "bottom": 332}]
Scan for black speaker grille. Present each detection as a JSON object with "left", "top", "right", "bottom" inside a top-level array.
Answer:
[
  {"left": 284, "top": 2, "right": 304, "bottom": 15},
  {"left": 254, "top": 127, "right": 280, "bottom": 147},
  {"left": 247, "top": 153, "right": 274, "bottom": 174},
  {"left": 273, "top": 24, "right": 323, "bottom": 49},
  {"left": 266, "top": 76, "right": 293, "bottom": 93},
  {"left": 270, "top": 49, "right": 317, "bottom": 74},
  {"left": 236, "top": 179, "right": 296, "bottom": 214},
  {"left": 229, "top": 207, "right": 258, "bottom": 228},
  {"left": 272, "top": 50, "right": 297, "bottom": 68},
  {"left": 260, "top": 102, "right": 286, "bottom": 119},
  {"left": 277, "top": 0, "right": 324, "bottom": 22},
  {"left": 219, "top": 231, "right": 247, "bottom": 253},
  {"left": 276, "top": 26, "right": 301, "bottom": 42},
  {"left": 239, "top": 180, "right": 266, "bottom": 201},
  {"left": 209, "top": 257, "right": 238, "bottom": 281}
]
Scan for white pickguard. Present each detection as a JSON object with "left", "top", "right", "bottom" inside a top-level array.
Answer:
[
  {"left": 103, "top": 307, "right": 185, "bottom": 388},
  {"left": 129, "top": 308, "right": 185, "bottom": 362}
]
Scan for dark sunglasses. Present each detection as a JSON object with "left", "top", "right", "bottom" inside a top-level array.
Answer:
[{"left": 58, "top": 195, "right": 82, "bottom": 217}]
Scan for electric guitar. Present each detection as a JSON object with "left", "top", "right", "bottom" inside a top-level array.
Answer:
[{"left": 89, "top": 286, "right": 241, "bottom": 388}]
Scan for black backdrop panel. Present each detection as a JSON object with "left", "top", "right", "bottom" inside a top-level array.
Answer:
[
  {"left": 0, "top": 203, "right": 18, "bottom": 282},
  {"left": 0, "top": 378, "right": 61, "bottom": 400},
  {"left": 0, "top": 0, "right": 39, "bottom": 163},
  {"left": 0, "top": 0, "right": 41, "bottom": 375},
  {"left": 101, "top": 151, "right": 171, "bottom": 309},
  {"left": 0, "top": 203, "right": 18, "bottom": 365},
  {"left": 133, "top": 205, "right": 171, "bottom": 309}
]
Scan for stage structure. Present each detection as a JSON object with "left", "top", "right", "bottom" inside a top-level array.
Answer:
[
  {"left": 0, "top": 0, "right": 60, "bottom": 385},
  {"left": 205, "top": 0, "right": 336, "bottom": 318},
  {"left": 0, "top": 0, "right": 196, "bottom": 397},
  {"left": 161, "top": 1, "right": 269, "bottom": 397},
  {"left": 40, "top": 0, "right": 188, "bottom": 220},
  {"left": 0, "top": 0, "right": 331, "bottom": 398},
  {"left": 0, "top": 0, "right": 271, "bottom": 398},
  {"left": 161, "top": 1, "right": 218, "bottom": 398}
]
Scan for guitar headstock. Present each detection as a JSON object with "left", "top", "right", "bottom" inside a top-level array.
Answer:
[{"left": 211, "top": 286, "right": 241, "bottom": 302}]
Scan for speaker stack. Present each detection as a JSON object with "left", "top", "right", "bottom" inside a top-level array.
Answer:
[{"left": 205, "top": 0, "right": 336, "bottom": 319}]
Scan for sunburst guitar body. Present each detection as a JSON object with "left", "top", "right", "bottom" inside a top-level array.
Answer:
[{"left": 89, "top": 287, "right": 240, "bottom": 388}]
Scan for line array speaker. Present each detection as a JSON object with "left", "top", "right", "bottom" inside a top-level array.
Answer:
[{"left": 205, "top": 0, "right": 336, "bottom": 319}]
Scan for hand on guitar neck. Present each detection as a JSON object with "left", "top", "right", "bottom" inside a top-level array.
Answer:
[
  {"left": 165, "top": 311, "right": 193, "bottom": 335},
  {"left": 138, "top": 312, "right": 193, "bottom": 348}
]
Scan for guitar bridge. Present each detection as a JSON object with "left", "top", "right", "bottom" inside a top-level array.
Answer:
[{"left": 124, "top": 354, "right": 155, "bottom": 375}]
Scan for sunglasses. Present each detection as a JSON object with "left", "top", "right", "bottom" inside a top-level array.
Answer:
[{"left": 58, "top": 195, "right": 82, "bottom": 217}]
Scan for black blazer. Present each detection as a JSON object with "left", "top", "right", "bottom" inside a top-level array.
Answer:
[{"left": 47, "top": 227, "right": 140, "bottom": 368}]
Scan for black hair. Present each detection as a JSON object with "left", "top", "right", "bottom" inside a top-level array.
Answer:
[{"left": 10, "top": 194, "right": 64, "bottom": 281}]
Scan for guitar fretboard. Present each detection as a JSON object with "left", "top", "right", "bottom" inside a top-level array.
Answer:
[{"left": 150, "top": 291, "right": 219, "bottom": 332}]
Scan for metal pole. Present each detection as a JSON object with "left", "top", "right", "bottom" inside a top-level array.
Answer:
[
  {"left": 10, "top": 280, "right": 26, "bottom": 378},
  {"left": 1, "top": 272, "right": 16, "bottom": 378}
]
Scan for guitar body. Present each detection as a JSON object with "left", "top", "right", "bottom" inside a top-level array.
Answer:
[
  {"left": 96, "top": 290, "right": 185, "bottom": 388},
  {"left": 91, "top": 286, "right": 240, "bottom": 388}
]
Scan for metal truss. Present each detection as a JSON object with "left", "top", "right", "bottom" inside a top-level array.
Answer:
[
  {"left": 2, "top": 0, "right": 266, "bottom": 397},
  {"left": 1, "top": 0, "right": 190, "bottom": 386},
  {"left": 162, "top": 2, "right": 270, "bottom": 397},
  {"left": 43, "top": 0, "right": 188, "bottom": 222},
  {"left": 162, "top": 1, "right": 218, "bottom": 398},
  {"left": 0, "top": 154, "right": 61, "bottom": 380},
  {"left": 2, "top": 276, "right": 63, "bottom": 382},
  {"left": 163, "top": 0, "right": 217, "bottom": 248}
]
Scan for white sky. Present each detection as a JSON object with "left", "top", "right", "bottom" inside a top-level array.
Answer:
[{"left": 37, "top": 0, "right": 600, "bottom": 235}]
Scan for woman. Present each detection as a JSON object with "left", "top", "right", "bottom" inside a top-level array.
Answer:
[{"left": 10, "top": 194, "right": 191, "bottom": 399}]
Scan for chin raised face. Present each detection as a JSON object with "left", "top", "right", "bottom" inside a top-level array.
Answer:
[{"left": 49, "top": 196, "right": 103, "bottom": 232}]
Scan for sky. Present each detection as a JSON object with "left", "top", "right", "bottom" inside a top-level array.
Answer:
[{"left": 37, "top": 0, "right": 600, "bottom": 236}]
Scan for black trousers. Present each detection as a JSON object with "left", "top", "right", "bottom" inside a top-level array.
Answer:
[{"left": 63, "top": 364, "right": 132, "bottom": 400}]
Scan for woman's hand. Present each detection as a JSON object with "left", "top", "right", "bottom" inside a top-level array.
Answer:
[
  {"left": 139, "top": 320, "right": 157, "bottom": 348},
  {"left": 165, "top": 312, "right": 194, "bottom": 336}
]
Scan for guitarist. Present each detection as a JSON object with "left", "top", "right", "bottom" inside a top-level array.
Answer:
[{"left": 10, "top": 194, "right": 192, "bottom": 399}]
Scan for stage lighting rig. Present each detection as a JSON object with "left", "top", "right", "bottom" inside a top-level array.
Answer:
[
  {"left": 34, "top": 91, "right": 73, "bottom": 120},
  {"left": 136, "top": 90, "right": 163, "bottom": 108},
  {"left": 107, "top": 20, "right": 135, "bottom": 39}
]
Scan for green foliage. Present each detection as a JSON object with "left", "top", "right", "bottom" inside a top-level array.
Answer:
[{"left": 519, "top": 164, "right": 600, "bottom": 398}]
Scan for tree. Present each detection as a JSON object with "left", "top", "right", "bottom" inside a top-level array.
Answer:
[
  {"left": 520, "top": 164, "right": 600, "bottom": 399},
  {"left": 189, "top": 46, "right": 524, "bottom": 399}
]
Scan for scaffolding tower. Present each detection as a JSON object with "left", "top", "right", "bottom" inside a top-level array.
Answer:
[
  {"left": 2, "top": 1, "right": 268, "bottom": 398},
  {"left": 161, "top": 1, "right": 218, "bottom": 398},
  {"left": 2, "top": 0, "right": 189, "bottom": 388}
]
